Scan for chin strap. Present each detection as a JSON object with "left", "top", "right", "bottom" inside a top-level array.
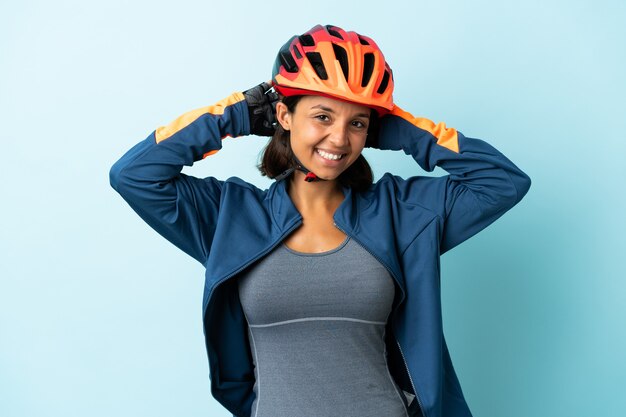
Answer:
[
  {"left": 304, "top": 172, "right": 319, "bottom": 182},
  {"left": 274, "top": 154, "right": 324, "bottom": 183}
]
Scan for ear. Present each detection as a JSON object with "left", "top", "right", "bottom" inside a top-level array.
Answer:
[{"left": 275, "top": 102, "right": 291, "bottom": 131}]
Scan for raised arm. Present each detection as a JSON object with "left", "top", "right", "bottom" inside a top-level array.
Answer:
[
  {"left": 109, "top": 83, "right": 277, "bottom": 264},
  {"left": 376, "top": 105, "right": 531, "bottom": 254}
]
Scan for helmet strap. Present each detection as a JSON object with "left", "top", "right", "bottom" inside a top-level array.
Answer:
[{"left": 274, "top": 149, "right": 324, "bottom": 183}]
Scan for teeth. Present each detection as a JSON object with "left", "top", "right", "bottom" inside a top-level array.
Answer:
[{"left": 317, "top": 149, "right": 344, "bottom": 161}]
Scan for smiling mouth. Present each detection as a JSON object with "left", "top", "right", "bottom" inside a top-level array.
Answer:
[{"left": 316, "top": 148, "right": 346, "bottom": 161}]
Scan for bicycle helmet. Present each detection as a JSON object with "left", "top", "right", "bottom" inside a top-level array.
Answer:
[{"left": 272, "top": 24, "right": 394, "bottom": 115}]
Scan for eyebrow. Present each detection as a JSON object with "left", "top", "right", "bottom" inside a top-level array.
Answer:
[{"left": 310, "top": 104, "right": 370, "bottom": 119}]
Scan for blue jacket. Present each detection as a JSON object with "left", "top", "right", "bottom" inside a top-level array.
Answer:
[{"left": 110, "top": 92, "right": 531, "bottom": 417}]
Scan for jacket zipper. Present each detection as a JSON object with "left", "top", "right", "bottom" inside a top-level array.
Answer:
[
  {"left": 334, "top": 221, "right": 425, "bottom": 417},
  {"left": 395, "top": 338, "right": 423, "bottom": 416}
]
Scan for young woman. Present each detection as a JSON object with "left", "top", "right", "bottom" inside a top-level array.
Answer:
[{"left": 110, "top": 24, "right": 531, "bottom": 417}]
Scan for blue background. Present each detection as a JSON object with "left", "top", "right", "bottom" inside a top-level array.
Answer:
[{"left": 1, "top": 0, "right": 625, "bottom": 416}]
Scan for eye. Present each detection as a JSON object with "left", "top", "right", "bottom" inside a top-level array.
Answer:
[
  {"left": 351, "top": 120, "right": 368, "bottom": 129},
  {"left": 315, "top": 114, "right": 330, "bottom": 122}
]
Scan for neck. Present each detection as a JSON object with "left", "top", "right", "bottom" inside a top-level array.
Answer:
[{"left": 287, "top": 171, "right": 345, "bottom": 214}]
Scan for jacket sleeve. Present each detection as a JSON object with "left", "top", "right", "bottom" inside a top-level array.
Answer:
[
  {"left": 377, "top": 105, "right": 531, "bottom": 255},
  {"left": 109, "top": 92, "right": 250, "bottom": 264}
]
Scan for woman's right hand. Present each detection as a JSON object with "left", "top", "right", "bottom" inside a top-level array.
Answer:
[{"left": 243, "top": 81, "right": 279, "bottom": 136}]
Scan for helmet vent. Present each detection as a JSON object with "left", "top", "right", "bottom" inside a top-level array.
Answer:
[
  {"left": 377, "top": 70, "right": 390, "bottom": 94},
  {"left": 361, "top": 53, "right": 375, "bottom": 87},
  {"left": 358, "top": 36, "right": 370, "bottom": 45},
  {"left": 332, "top": 43, "right": 350, "bottom": 81},
  {"left": 327, "top": 27, "right": 344, "bottom": 40},
  {"left": 292, "top": 45, "right": 302, "bottom": 59},
  {"left": 306, "top": 52, "right": 328, "bottom": 80},
  {"left": 299, "top": 34, "right": 315, "bottom": 46},
  {"left": 279, "top": 50, "right": 298, "bottom": 73}
]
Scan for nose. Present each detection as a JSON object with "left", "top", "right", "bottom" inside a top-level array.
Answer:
[{"left": 328, "top": 122, "right": 349, "bottom": 147}]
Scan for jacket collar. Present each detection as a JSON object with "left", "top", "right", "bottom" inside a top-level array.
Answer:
[{"left": 267, "top": 178, "right": 303, "bottom": 231}]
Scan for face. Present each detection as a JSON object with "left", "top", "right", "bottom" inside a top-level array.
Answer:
[{"left": 275, "top": 95, "right": 371, "bottom": 181}]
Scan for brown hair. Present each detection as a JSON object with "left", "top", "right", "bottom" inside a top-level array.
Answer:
[{"left": 257, "top": 96, "right": 378, "bottom": 192}]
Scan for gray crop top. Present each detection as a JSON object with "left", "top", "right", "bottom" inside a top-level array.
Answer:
[{"left": 237, "top": 236, "right": 410, "bottom": 417}]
